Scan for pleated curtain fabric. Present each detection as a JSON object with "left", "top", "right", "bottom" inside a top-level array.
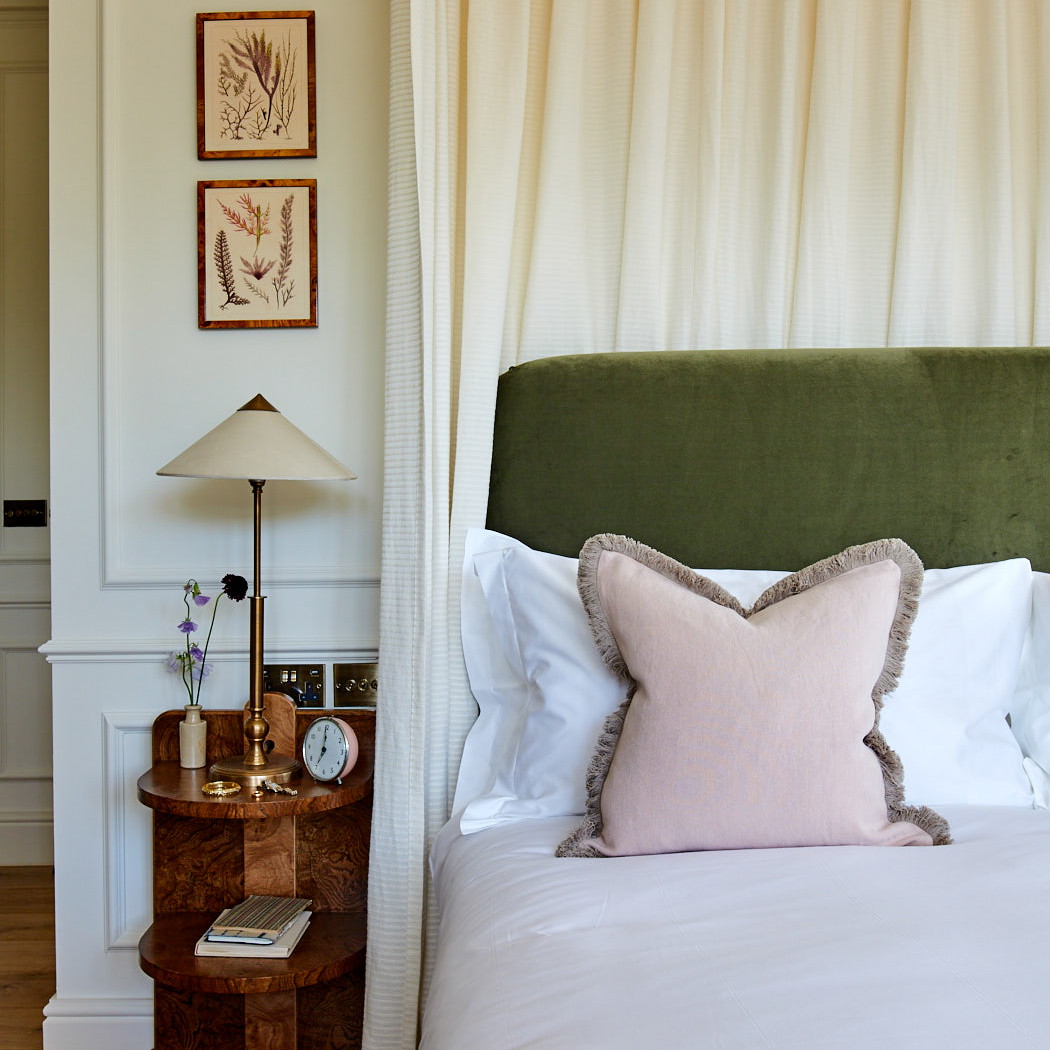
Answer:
[{"left": 369, "top": 3, "right": 1050, "bottom": 1047}]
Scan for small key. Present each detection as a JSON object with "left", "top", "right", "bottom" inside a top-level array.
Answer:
[{"left": 263, "top": 779, "right": 298, "bottom": 796}]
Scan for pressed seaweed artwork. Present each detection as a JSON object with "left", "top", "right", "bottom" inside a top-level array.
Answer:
[
  {"left": 198, "top": 179, "right": 317, "bottom": 328},
  {"left": 197, "top": 12, "right": 316, "bottom": 159}
]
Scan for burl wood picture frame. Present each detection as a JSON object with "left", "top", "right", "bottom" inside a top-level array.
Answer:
[
  {"left": 197, "top": 11, "right": 317, "bottom": 160},
  {"left": 198, "top": 179, "right": 318, "bottom": 329}
]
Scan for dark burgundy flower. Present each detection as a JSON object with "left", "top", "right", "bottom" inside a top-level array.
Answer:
[{"left": 221, "top": 573, "right": 249, "bottom": 601}]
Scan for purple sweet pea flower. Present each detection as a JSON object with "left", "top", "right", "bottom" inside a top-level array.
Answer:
[
  {"left": 193, "top": 593, "right": 211, "bottom": 607},
  {"left": 178, "top": 619, "right": 198, "bottom": 634},
  {"left": 189, "top": 659, "right": 213, "bottom": 682}
]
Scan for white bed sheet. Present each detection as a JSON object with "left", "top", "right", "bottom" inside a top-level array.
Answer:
[{"left": 422, "top": 807, "right": 1050, "bottom": 1050}]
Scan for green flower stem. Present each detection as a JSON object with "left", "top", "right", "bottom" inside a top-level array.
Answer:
[
  {"left": 180, "top": 588, "right": 198, "bottom": 706},
  {"left": 194, "top": 594, "right": 223, "bottom": 704}
]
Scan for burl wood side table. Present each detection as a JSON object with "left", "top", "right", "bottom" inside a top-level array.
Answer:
[{"left": 137, "top": 694, "right": 373, "bottom": 1050}]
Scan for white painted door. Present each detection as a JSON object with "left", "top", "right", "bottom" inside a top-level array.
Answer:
[{"left": 0, "top": 1, "right": 51, "bottom": 865}]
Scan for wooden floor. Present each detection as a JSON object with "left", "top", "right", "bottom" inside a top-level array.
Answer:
[{"left": 0, "top": 867, "right": 55, "bottom": 1050}]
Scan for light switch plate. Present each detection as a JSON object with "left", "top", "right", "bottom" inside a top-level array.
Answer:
[
  {"left": 3, "top": 499, "right": 47, "bottom": 527},
  {"left": 333, "top": 662, "right": 378, "bottom": 707}
]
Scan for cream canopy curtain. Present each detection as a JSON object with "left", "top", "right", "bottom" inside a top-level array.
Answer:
[{"left": 368, "top": 2, "right": 1050, "bottom": 1047}]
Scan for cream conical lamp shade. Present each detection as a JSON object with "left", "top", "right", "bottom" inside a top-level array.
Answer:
[{"left": 157, "top": 394, "right": 356, "bottom": 481}]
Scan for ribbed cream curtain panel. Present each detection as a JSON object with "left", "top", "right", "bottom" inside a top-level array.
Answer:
[{"left": 369, "top": 2, "right": 1050, "bottom": 1047}]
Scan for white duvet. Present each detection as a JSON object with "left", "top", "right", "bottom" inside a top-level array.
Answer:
[{"left": 421, "top": 807, "right": 1050, "bottom": 1050}]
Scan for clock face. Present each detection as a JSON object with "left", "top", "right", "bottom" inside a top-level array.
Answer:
[{"left": 302, "top": 717, "right": 357, "bottom": 782}]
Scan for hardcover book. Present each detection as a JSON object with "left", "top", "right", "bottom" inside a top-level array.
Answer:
[
  {"left": 195, "top": 908, "right": 312, "bottom": 958},
  {"left": 206, "top": 894, "right": 312, "bottom": 942}
]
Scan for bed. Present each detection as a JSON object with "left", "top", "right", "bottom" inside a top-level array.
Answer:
[{"left": 420, "top": 348, "right": 1050, "bottom": 1050}]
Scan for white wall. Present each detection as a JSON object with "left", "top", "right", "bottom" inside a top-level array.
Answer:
[{"left": 45, "top": 1, "right": 389, "bottom": 1045}]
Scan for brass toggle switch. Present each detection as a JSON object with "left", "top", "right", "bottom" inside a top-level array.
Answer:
[
  {"left": 333, "top": 662, "right": 378, "bottom": 706},
  {"left": 3, "top": 499, "right": 47, "bottom": 527}
]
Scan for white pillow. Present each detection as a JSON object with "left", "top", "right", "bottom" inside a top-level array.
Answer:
[
  {"left": 1008, "top": 572, "right": 1050, "bottom": 807},
  {"left": 879, "top": 560, "right": 1034, "bottom": 806},
  {"left": 456, "top": 529, "right": 1034, "bottom": 832},
  {"left": 455, "top": 529, "right": 614, "bottom": 829}
]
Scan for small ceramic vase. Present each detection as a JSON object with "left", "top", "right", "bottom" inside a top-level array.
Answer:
[{"left": 179, "top": 704, "right": 207, "bottom": 769}]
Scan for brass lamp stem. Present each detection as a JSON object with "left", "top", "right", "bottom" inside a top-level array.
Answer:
[
  {"left": 243, "top": 479, "right": 267, "bottom": 767},
  {"left": 209, "top": 478, "right": 300, "bottom": 785}
]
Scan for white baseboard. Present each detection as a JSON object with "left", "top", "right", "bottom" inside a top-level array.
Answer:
[
  {"left": 43, "top": 997, "right": 152, "bottom": 1050},
  {"left": 0, "top": 817, "right": 54, "bottom": 865}
]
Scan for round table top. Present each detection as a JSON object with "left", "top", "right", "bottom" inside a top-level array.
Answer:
[
  {"left": 139, "top": 910, "right": 367, "bottom": 993},
  {"left": 137, "top": 760, "right": 372, "bottom": 819}
]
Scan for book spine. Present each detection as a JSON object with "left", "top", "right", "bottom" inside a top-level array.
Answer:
[{"left": 204, "top": 933, "right": 275, "bottom": 945}]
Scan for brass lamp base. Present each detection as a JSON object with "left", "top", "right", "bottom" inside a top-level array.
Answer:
[{"left": 209, "top": 751, "right": 300, "bottom": 789}]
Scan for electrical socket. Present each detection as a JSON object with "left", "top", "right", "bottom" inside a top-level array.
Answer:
[
  {"left": 262, "top": 664, "right": 325, "bottom": 707},
  {"left": 333, "top": 662, "right": 378, "bottom": 707}
]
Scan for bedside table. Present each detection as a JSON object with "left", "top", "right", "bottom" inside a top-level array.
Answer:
[{"left": 137, "top": 694, "right": 373, "bottom": 1050}]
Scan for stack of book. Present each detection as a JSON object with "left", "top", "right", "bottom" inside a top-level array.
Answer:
[{"left": 194, "top": 894, "right": 312, "bottom": 958}]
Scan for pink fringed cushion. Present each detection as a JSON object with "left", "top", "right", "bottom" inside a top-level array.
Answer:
[{"left": 556, "top": 536, "right": 951, "bottom": 857}]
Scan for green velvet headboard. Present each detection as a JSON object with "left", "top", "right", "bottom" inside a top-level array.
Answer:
[{"left": 486, "top": 348, "right": 1050, "bottom": 572}]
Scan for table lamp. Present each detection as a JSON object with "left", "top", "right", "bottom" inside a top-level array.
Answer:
[{"left": 157, "top": 394, "right": 355, "bottom": 785}]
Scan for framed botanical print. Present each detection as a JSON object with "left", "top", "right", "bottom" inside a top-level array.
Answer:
[
  {"left": 197, "top": 11, "right": 316, "bottom": 159},
  {"left": 198, "top": 179, "right": 318, "bottom": 328}
]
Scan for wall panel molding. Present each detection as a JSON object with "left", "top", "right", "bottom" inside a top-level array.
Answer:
[
  {"left": 0, "top": 631, "right": 53, "bottom": 860},
  {"left": 0, "top": 812, "right": 52, "bottom": 864},
  {"left": 0, "top": 4, "right": 48, "bottom": 19},
  {"left": 42, "top": 640, "right": 379, "bottom": 662},
  {"left": 102, "top": 712, "right": 153, "bottom": 950}
]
